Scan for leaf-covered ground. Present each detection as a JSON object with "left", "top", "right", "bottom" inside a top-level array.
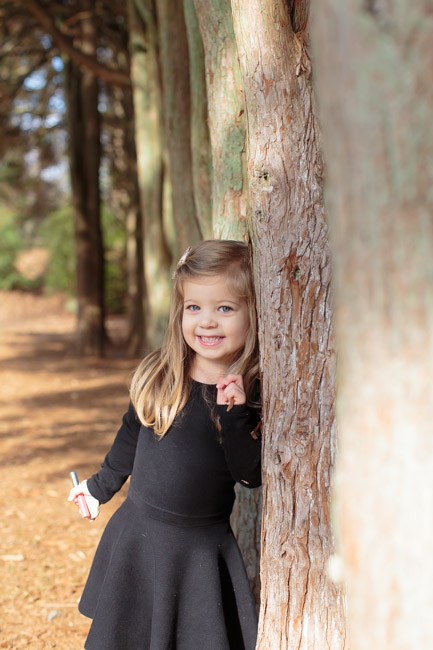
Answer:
[{"left": 0, "top": 292, "right": 139, "bottom": 649}]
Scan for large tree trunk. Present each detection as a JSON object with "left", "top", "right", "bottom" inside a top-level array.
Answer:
[
  {"left": 194, "top": 0, "right": 248, "bottom": 239},
  {"left": 128, "top": 0, "right": 172, "bottom": 346},
  {"left": 312, "top": 2, "right": 433, "bottom": 649},
  {"left": 156, "top": 0, "right": 202, "bottom": 257},
  {"left": 231, "top": 1, "right": 347, "bottom": 647},
  {"left": 65, "top": 4, "right": 104, "bottom": 356}
]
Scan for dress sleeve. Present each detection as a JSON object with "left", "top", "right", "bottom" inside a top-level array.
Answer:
[
  {"left": 216, "top": 403, "right": 262, "bottom": 488},
  {"left": 86, "top": 401, "right": 141, "bottom": 504}
]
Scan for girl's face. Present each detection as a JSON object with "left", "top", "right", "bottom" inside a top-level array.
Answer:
[{"left": 181, "top": 274, "right": 250, "bottom": 377}]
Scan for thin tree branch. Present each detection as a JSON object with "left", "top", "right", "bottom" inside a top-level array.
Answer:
[
  {"left": 26, "top": 0, "right": 131, "bottom": 87},
  {"left": 0, "top": 54, "right": 49, "bottom": 112}
]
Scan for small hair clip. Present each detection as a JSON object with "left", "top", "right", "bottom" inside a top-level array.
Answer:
[{"left": 177, "top": 247, "right": 192, "bottom": 268}]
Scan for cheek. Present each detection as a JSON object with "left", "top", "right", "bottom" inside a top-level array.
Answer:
[
  {"left": 235, "top": 315, "right": 250, "bottom": 344},
  {"left": 181, "top": 315, "right": 188, "bottom": 338},
  {"left": 242, "top": 313, "right": 250, "bottom": 333},
  {"left": 181, "top": 315, "right": 194, "bottom": 341}
]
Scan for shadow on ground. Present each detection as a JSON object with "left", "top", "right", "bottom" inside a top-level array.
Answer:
[{"left": 0, "top": 291, "right": 140, "bottom": 650}]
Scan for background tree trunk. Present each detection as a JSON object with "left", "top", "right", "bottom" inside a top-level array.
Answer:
[
  {"left": 312, "top": 2, "right": 433, "bottom": 648},
  {"left": 183, "top": 0, "right": 213, "bottom": 239},
  {"left": 121, "top": 87, "right": 147, "bottom": 357},
  {"left": 230, "top": 485, "right": 262, "bottom": 603},
  {"left": 156, "top": 0, "right": 202, "bottom": 257},
  {"left": 65, "top": 5, "right": 104, "bottom": 356},
  {"left": 194, "top": 0, "right": 248, "bottom": 239},
  {"left": 231, "top": 0, "right": 347, "bottom": 647},
  {"left": 128, "top": 0, "right": 172, "bottom": 346}
]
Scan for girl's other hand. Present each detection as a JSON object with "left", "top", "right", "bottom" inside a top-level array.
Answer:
[
  {"left": 216, "top": 374, "right": 246, "bottom": 408},
  {"left": 68, "top": 480, "right": 100, "bottom": 521}
]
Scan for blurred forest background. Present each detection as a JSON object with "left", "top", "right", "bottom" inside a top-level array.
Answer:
[
  {"left": 1, "top": 2, "right": 131, "bottom": 313},
  {"left": 0, "top": 0, "right": 219, "bottom": 358}
]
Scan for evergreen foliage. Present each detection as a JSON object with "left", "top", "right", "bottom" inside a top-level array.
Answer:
[
  {"left": 0, "top": 1, "right": 130, "bottom": 314},
  {"left": 102, "top": 204, "right": 127, "bottom": 314},
  {"left": 37, "top": 204, "right": 75, "bottom": 294},
  {"left": 0, "top": 207, "right": 42, "bottom": 291}
]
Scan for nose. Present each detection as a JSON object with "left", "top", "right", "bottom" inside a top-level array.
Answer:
[{"left": 198, "top": 310, "right": 217, "bottom": 328}]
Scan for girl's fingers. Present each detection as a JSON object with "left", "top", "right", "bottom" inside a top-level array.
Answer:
[
  {"left": 69, "top": 489, "right": 100, "bottom": 520},
  {"left": 68, "top": 479, "right": 100, "bottom": 519},
  {"left": 68, "top": 487, "right": 83, "bottom": 501},
  {"left": 68, "top": 480, "right": 90, "bottom": 501},
  {"left": 217, "top": 375, "right": 246, "bottom": 406},
  {"left": 216, "top": 374, "right": 244, "bottom": 391}
]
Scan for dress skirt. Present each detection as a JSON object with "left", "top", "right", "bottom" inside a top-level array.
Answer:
[{"left": 79, "top": 496, "right": 258, "bottom": 650}]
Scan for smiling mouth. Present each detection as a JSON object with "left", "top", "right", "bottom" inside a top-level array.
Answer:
[{"left": 197, "top": 336, "right": 224, "bottom": 346}]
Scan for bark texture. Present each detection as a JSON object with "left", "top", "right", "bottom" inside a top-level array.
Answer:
[
  {"left": 65, "top": 5, "right": 104, "bottom": 356},
  {"left": 156, "top": 0, "right": 202, "bottom": 256},
  {"left": 231, "top": 1, "right": 346, "bottom": 648},
  {"left": 183, "top": 0, "right": 213, "bottom": 239},
  {"left": 128, "top": 0, "right": 172, "bottom": 346},
  {"left": 194, "top": 0, "right": 248, "bottom": 239},
  {"left": 122, "top": 88, "right": 147, "bottom": 357},
  {"left": 312, "top": 2, "right": 433, "bottom": 648}
]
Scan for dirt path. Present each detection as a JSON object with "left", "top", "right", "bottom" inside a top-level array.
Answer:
[{"left": 0, "top": 292, "right": 140, "bottom": 649}]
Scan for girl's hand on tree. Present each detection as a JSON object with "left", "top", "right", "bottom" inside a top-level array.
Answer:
[
  {"left": 68, "top": 480, "right": 100, "bottom": 521},
  {"left": 216, "top": 374, "right": 246, "bottom": 409}
]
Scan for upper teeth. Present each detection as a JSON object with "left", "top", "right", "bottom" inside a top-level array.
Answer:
[{"left": 201, "top": 336, "right": 220, "bottom": 342}]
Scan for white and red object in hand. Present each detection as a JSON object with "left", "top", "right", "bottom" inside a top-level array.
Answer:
[{"left": 69, "top": 471, "right": 91, "bottom": 518}]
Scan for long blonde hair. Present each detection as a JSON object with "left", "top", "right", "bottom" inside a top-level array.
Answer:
[{"left": 130, "top": 240, "right": 260, "bottom": 436}]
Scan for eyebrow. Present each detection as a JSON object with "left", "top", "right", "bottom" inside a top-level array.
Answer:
[{"left": 183, "top": 298, "right": 240, "bottom": 305}]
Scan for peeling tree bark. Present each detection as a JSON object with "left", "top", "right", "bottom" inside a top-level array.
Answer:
[
  {"left": 312, "top": 2, "right": 433, "bottom": 648},
  {"left": 231, "top": 0, "right": 347, "bottom": 647}
]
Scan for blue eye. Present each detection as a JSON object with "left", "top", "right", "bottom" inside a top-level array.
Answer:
[
  {"left": 186, "top": 304, "right": 200, "bottom": 311},
  {"left": 219, "top": 306, "right": 232, "bottom": 313}
]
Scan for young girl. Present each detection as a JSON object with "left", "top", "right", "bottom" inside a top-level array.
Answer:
[{"left": 69, "top": 240, "right": 261, "bottom": 650}]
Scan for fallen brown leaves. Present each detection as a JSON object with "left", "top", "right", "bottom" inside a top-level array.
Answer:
[{"left": 0, "top": 292, "right": 138, "bottom": 649}]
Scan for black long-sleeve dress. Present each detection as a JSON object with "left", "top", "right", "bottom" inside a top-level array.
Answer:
[{"left": 79, "top": 380, "right": 261, "bottom": 650}]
